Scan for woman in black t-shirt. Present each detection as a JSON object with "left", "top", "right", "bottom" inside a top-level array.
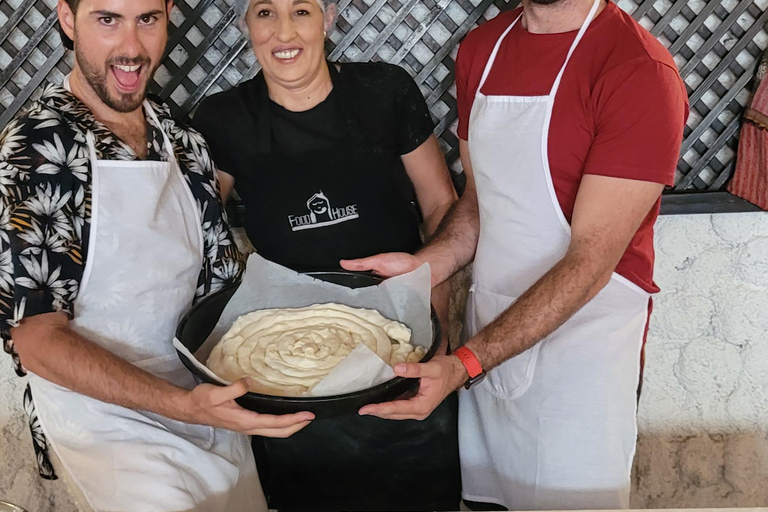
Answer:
[{"left": 192, "top": 0, "right": 459, "bottom": 511}]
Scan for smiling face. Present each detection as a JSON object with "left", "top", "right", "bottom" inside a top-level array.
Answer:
[
  {"left": 309, "top": 197, "right": 328, "bottom": 214},
  {"left": 58, "top": 0, "right": 171, "bottom": 113},
  {"left": 244, "top": 0, "right": 334, "bottom": 90}
]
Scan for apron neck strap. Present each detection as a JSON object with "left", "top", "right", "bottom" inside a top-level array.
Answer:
[
  {"left": 63, "top": 75, "right": 99, "bottom": 162},
  {"left": 63, "top": 73, "right": 177, "bottom": 163},
  {"left": 247, "top": 72, "right": 272, "bottom": 154},
  {"left": 478, "top": 14, "right": 522, "bottom": 92},
  {"left": 143, "top": 101, "right": 178, "bottom": 163},
  {"left": 477, "top": 0, "right": 603, "bottom": 96},
  {"left": 548, "top": 0, "right": 602, "bottom": 97},
  {"left": 85, "top": 131, "right": 99, "bottom": 164}
]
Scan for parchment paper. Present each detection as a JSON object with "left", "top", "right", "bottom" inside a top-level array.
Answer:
[{"left": 174, "top": 253, "right": 432, "bottom": 396}]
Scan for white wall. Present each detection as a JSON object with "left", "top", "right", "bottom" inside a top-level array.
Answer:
[{"left": 2, "top": 213, "right": 768, "bottom": 511}]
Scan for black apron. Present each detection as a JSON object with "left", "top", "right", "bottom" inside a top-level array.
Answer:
[
  {"left": 240, "top": 65, "right": 461, "bottom": 512},
  {"left": 237, "top": 65, "right": 422, "bottom": 271}
]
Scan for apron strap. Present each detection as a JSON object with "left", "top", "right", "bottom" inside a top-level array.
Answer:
[
  {"left": 477, "top": 0, "right": 602, "bottom": 97},
  {"left": 548, "top": 0, "right": 602, "bottom": 97},
  {"left": 63, "top": 75, "right": 100, "bottom": 166},
  {"left": 143, "top": 101, "right": 178, "bottom": 164},
  {"left": 84, "top": 131, "right": 99, "bottom": 165},
  {"left": 63, "top": 73, "right": 177, "bottom": 164},
  {"left": 477, "top": 14, "right": 523, "bottom": 92},
  {"left": 327, "top": 64, "right": 374, "bottom": 147},
  {"left": 243, "top": 72, "right": 272, "bottom": 155}
]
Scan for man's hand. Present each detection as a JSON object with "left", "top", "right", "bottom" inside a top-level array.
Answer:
[
  {"left": 358, "top": 355, "right": 467, "bottom": 420},
  {"left": 182, "top": 379, "right": 314, "bottom": 438},
  {"left": 340, "top": 252, "right": 423, "bottom": 280},
  {"left": 13, "top": 314, "right": 314, "bottom": 438}
]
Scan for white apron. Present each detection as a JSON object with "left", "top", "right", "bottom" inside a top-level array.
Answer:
[
  {"left": 27, "top": 81, "right": 266, "bottom": 512},
  {"left": 459, "top": 1, "right": 651, "bottom": 509}
]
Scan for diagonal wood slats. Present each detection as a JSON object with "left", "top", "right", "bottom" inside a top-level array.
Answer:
[{"left": 0, "top": 0, "right": 766, "bottom": 194}]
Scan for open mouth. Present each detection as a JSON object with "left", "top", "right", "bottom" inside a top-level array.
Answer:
[
  {"left": 272, "top": 48, "right": 302, "bottom": 62},
  {"left": 110, "top": 64, "right": 143, "bottom": 93}
]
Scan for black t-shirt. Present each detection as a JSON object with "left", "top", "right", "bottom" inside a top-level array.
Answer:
[
  {"left": 192, "top": 62, "right": 435, "bottom": 270},
  {"left": 269, "top": 92, "right": 344, "bottom": 154},
  {"left": 191, "top": 64, "right": 461, "bottom": 512},
  {"left": 193, "top": 62, "right": 433, "bottom": 171}
]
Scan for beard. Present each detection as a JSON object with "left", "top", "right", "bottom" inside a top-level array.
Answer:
[{"left": 75, "top": 47, "right": 154, "bottom": 113}]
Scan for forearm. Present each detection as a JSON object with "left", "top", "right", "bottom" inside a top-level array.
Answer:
[
  {"left": 465, "top": 248, "right": 611, "bottom": 370},
  {"left": 216, "top": 170, "right": 234, "bottom": 205},
  {"left": 417, "top": 191, "right": 479, "bottom": 286},
  {"left": 420, "top": 168, "right": 456, "bottom": 234},
  {"left": 422, "top": 202, "right": 455, "bottom": 352},
  {"left": 431, "top": 280, "right": 451, "bottom": 353},
  {"left": 14, "top": 317, "right": 191, "bottom": 421}
]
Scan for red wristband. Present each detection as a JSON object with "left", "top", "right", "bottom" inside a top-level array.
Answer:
[{"left": 453, "top": 347, "right": 483, "bottom": 378}]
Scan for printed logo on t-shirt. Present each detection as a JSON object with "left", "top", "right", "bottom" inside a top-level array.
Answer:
[{"left": 288, "top": 191, "right": 359, "bottom": 231}]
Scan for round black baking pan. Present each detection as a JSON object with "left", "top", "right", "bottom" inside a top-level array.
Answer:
[{"left": 175, "top": 271, "right": 440, "bottom": 418}]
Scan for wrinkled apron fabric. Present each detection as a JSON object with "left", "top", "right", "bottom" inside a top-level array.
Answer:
[{"left": 458, "top": 2, "right": 650, "bottom": 509}]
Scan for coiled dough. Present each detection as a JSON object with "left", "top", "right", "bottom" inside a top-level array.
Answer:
[{"left": 206, "top": 303, "right": 426, "bottom": 396}]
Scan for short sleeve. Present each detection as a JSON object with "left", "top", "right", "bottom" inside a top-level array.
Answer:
[
  {"left": 455, "top": 38, "right": 474, "bottom": 141},
  {"left": 454, "top": 12, "right": 517, "bottom": 141},
  {"left": 584, "top": 59, "right": 689, "bottom": 186},
  {"left": 392, "top": 66, "right": 435, "bottom": 155},
  {"left": 0, "top": 114, "right": 86, "bottom": 374},
  {"left": 191, "top": 97, "right": 238, "bottom": 179},
  {"left": 168, "top": 116, "right": 245, "bottom": 301}
]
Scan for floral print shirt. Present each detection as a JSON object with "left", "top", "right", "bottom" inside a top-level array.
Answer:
[{"left": 0, "top": 82, "right": 245, "bottom": 479}]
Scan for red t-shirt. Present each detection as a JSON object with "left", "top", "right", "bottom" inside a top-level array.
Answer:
[{"left": 456, "top": 1, "right": 689, "bottom": 293}]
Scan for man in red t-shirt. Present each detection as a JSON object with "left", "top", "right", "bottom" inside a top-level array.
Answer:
[{"left": 343, "top": 0, "right": 688, "bottom": 509}]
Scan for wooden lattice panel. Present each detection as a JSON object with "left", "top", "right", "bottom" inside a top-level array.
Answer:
[
  {"left": 1, "top": 0, "right": 767, "bottom": 193},
  {"left": 326, "top": 0, "right": 516, "bottom": 170},
  {"left": 619, "top": 0, "right": 768, "bottom": 191}
]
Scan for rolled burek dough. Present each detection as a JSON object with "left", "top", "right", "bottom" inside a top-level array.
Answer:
[{"left": 206, "top": 303, "right": 426, "bottom": 396}]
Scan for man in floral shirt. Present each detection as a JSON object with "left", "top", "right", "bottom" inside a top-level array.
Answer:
[
  {"left": 0, "top": 0, "right": 312, "bottom": 510},
  {"left": 0, "top": 81, "right": 244, "bottom": 383}
]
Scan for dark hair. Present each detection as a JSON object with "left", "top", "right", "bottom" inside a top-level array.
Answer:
[
  {"left": 57, "top": 0, "right": 172, "bottom": 51},
  {"left": 58, "top": 0, "right": 78, "bottom": 51}
]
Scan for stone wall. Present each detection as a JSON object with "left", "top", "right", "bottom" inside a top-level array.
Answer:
[
  {"left": 2, "top": 213, "right": 768, "bottom": 511},
  {"left": 0, "top": 367, "right": 77, "bottom": 511},
  {"left": 632, "top": 213, "right": 768, "bottom": 508}
]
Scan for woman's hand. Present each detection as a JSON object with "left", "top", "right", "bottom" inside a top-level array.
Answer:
[
  {"left": 340, "top": 252, "right": 424, "bottom": 279},
  {"left": 181, "top": 378, "right": 314, "bottom": 438}
]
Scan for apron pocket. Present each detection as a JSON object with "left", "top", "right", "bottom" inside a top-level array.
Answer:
[
  {"left": 134, "top": 354, "right": 216, "bottom": 450},
  {"left": 483, "top": 344, "right": 540, "bottom": 399},
  {"left": 467, "top": 287, "right": 541, "bottom": 400}
]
